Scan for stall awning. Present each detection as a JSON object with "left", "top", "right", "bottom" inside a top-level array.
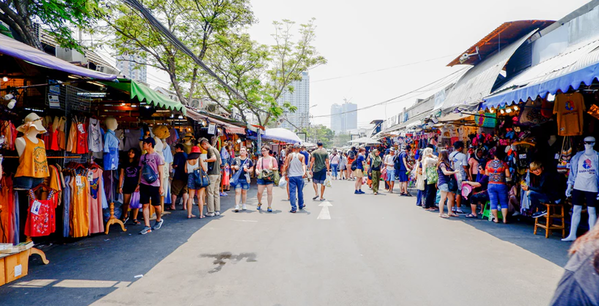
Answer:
[
  {"left": 483, "top": 39, "right": 599, "bottom": 109},
  {"left": 186, "top": 108, "right": 245, "bottom": 134},
  {"left": 262, "top": 128, "right": 301, "bottom": 144},
  {"left": 0, "top": 33, "right": 117, "bottom": 81},
  {"left": 438, "top": 30, "right": 538, "bottom": 112},
  {"left": 102, "top": 79, "right": 186, "bottom": 114}
]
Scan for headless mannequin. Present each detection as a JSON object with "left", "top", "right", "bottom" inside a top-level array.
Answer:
[
  {"left": 563, "top": 136, "right": 599, "bottom": 242},
  {"left": 16, "top": 129, "right": 41, "bottom": 157}
]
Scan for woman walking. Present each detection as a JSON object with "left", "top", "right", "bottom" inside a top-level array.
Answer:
[
  {"left": 422, "top": 148, "right": 438, "bottom": 211},
  {"left": 186, "top": 146, "right": 207, "bottom": 219},
  {"left": 256, "top": 145, "right": 277, "bottom": 212},
  {"left": 437, "top": 150, "right": 459, "bottom": 218},
  {"left": 485, "top": 150, "right": 510, "bottom": 223},
  {"left": 232, "top": 147, "right": 254, "bottom": 212},
  {"left": 330, "top": 152, "right": 340, "bottom": 180},
  {"left": 370, "top": 149, "right": 383, "bottom": 195},
  {"left": 119, "top": 148, "right": 141, "bottom": 224},
  {"left": 339, "top": 152, "right": 348, "bottom": 180}
]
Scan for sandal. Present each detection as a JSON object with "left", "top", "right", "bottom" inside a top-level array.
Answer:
[
  {"left": 465, "top": 213, "right": 477, "bottom": 218},
  {"left": 132, "top": 219, "right": 140, "bottom": 225},
  {"left": 187, "top": 214, "right": 196, "bottom": 219},
  {"left": 439, "top": 214, "right": 449, "bottom": 218},
  {"left": 449, "top": 213, "right": 459, "bottom": 217}
]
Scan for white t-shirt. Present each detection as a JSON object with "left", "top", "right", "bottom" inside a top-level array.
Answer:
[
  {"left": 450, "top": 151, "right": 468, "bottom": 181},
  {"left": 384, "top": 154, "right": 395, "bottom": 170},
  {"left": 574, "top": 155, "right": 598, "bottom": 192}
]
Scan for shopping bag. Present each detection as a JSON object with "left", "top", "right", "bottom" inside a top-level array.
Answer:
[
  {"left": 129, "top": 191, "right": 141, "bottom": 209},
  {"left": 279, "top": 176, "right": 287, "bottom": 187},
  {"left": 325, "top": 175, "right": 332, "bottom": 188}
]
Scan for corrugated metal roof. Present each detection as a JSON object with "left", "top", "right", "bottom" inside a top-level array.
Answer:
[
  {"left": 439, "top": 30, "right": 539, "bottom": 112},
  {"left": 448, "top": 21, "right": 554, "bottom": 67},
  {"left": 483, "top": 38, "right": 599, "bottom": 109}
]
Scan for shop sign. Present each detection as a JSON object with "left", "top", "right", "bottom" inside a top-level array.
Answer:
[
  {"left": 207, "top": 123, "right": 216, "bottom": 135},
  {"left": 48, "top": 95, "right": 60, "bottom": 108}
]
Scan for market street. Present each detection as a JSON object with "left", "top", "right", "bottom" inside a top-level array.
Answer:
[{"left": 1, "top": 180, "right": 570, "bottom": 306}]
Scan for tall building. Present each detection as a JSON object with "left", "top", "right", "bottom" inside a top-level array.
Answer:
[
  {"left": 278, "top": 72, "right": 310, "bottom": 130},
  {"left": 330, "top": 101, "right": 357, "bottom": 134},
  {"left": 116, "top": 54, "right": 147, "bottom": 83}
]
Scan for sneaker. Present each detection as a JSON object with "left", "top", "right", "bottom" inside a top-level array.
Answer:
[
  {"left": 354, "top": 190, "right": 361, "bottom": 194},
  {"left": 257, "top": 203, "right": 262, "bottom": 210},
  {"left": 358, "top": 190, "right": 365, "bottom": 194},
  {"left": 299, "top": 205, "right": 305, "bottom": 210},
  {"left": 152, "top": 219, "right": 164, "bottom": 230},
  {"left": 139, "top": 226, "right": 152, "bottom": 235},
  {"left": 289, "top": 209, "right": 297, "bottom": 213},
  {"left": 205, "top": 212, "right": 215, "bottom": 217},
  {"left": 214, "top": 211, "right": 220, "bottom": 216},
  {"left": 267, "top": 207, "right": 273, "bottom": 212},
  {"left": 234, "top": 204, "right": 240, "bottom": 212},
  {"left": 242, "top": 204, "right": 247, "bottom": 210},
  {"left": 532, "top": 210, "right": 547, "bottom": 218}
]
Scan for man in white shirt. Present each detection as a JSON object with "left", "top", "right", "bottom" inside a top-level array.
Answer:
[
  {"left": 384, "top": 148, "right": 397, "bottom": 193},
  {"left": 449, "top": 141, "right": 469, "bottom": 213}
]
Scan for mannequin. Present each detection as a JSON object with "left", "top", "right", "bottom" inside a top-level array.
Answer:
[
  {"left": 103, "top": 117, "right": 119, "bottom": 171},
  {"left": 563, "top": 136, "right": 599, "bottom": 242},
  {"left": 182, "top": 132, "right": 195, "bottom": 154},
  {"left": 15, "top": 112, "right": 50, "bottom": 190}
]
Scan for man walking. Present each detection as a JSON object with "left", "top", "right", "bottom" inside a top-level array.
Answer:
[
  {"left": 450, "top": 141, "right": 469, "bottom": 214},
  {"left": 354, "top": 147, "right": 366, "bottom": 194},
  {"left": 384, "top": 147, "right": 397, "bottom": 193},
  {"left": 396, "top": 145, "right": 412, "bottom": 196},
  {"left": 200, "top": 138, "right": 222, "bottom": 217},
  {"left": 310, "top": 141, "right": 330, "bottom": 201},
  {"left": 283, "top": 144, "right": 307, "bottom": 213},
  {"left": 137, "top": 137, "right": 165, "bottom": 235}
]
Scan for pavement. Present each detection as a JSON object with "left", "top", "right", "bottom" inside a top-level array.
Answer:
[{"left": 0, "top": 179, "right": 572, "bottom": 306}]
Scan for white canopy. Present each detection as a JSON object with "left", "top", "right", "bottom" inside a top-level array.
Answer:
[
  {"left": 348, "top": 137, "right": 380, "bottom": 145},
  {"left": 262, "top": 128, "right": 302, "bottom": 144}
]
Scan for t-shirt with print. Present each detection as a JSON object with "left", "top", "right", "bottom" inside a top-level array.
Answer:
[
  {"left": 573, "top": 155, "right": 598, "bottom": 193},
  {"left": 206, "top": 146, "right": 222, "bottom": 176},
  {"left": 485, "top": 159, "right": 507, "bottom": 184},
  {"left": 553, "top": 92, "right": 585, "bottom": 136},
  {"left": 450, "top": 151, "right": 468, "bottom": 181},
  {"left": 139, "top": 152, "right": 165, "bottom": 187},
  {"left": 232, "top": 157, "right": 254, "bottom": 182},
  {"left": 312, "top": 148, "right": 329, "bottom": 172}
]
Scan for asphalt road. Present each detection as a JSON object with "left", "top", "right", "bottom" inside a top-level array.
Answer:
[{"left": 0, "top": 179, "right": 571, "bottom": 306}]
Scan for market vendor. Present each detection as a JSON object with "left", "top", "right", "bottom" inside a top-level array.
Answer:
[
  {"left": 523, "top": 161, "right": 560, "bottom": 218},
  {"left": 463, "top": 163, "right": 489, "bottom": 218}
]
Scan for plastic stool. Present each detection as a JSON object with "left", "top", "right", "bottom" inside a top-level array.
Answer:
[{"left": 482, "top": 202, "right": 503, "bottom": 221}]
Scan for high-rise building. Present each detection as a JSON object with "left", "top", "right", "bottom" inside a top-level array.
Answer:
[
  {"left": 278, "top": 72, "right": 310, "bottom": 130},
  {"left": 330, "top": 101, "right": 357, "bottom": 134},
  {"left": 116, "top": 54, "right": 147, "bottom": 84}
]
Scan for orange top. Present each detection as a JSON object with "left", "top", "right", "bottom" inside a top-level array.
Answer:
[{"left": 15, "top": 136, "right": 50, "bottom": 178}]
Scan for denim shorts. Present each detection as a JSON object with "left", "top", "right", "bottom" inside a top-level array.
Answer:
[
  {"left": 187, "top": 175, "right": 205, "bottom": 190},
  {"left": 385, "top": 169, "right": 396, "bottom": 182},
  {"left": 14, "top": 176, "right": 45, "bottom": 190},
  {"left": 235, "top": 179, "right": 250, "bottom": 190},
  {"left": 438, "top": 183, "right": 449, "bottom": 192},
  {"left": 257, "top": 178, "right": 274, "bottom": 185}
]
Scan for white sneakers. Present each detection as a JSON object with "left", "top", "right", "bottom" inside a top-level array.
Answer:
[
  {"left": 234, "top": 204, "right": 247, "bottom": 212},
  {"left": 242, "top": 204, "right": 247, "bottom": 210}
]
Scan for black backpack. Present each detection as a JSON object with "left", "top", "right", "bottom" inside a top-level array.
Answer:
[{"left": 350, "top": 159, "right": 358, "bottom": 171}]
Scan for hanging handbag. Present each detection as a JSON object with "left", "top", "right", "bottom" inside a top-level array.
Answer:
[
  {"left": 447, "top": 174, "right": 458, "bottom": 192},
  {"left": 557, "top": 136, "right": 572, "bottom": 174},
  {"left": 141, "top": 154, "right": 159, "bottom": 184},
  {"left": 129, "top": 191, "right": 141, "bottom": 209},
  {"left": 259, "top": 158, "right": 275, "bottom": 182},
  {"left": 271, "top": 158, "right": 281, "bottom": 185},
  {"left": 194, "top": 168, "right": 211, "bottom": 188}
]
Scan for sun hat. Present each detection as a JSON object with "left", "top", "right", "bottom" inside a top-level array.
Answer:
[
  {"left": 17, "top": 112, "right": 46, "bottom": 134},
  {"left": 187, "top": 146, "right": 202, "bottom": 160}
]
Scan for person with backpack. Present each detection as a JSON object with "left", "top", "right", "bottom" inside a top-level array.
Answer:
[
  {"left": 353, "top": 147, "right": 366, "bottom": 194},
  {"left": 231, "top": 147, "right": 254, "bottom": 212},
  {"left": 348, "top": 147, "right": 357, "bottom": 180},
  {"left": 200, "top": 138, "right": 222, "bottom": 217},
  {"left": 186, "top": 146, "right": 207, "bottom": 219},
  {"left": 369, "top": 149, "right": 383, "bottom": 195},
  {"left": 283, "top": 143, "right": 307, "bottom": 213},
  {"left": 422, "top": 148, "right": 439, "bottom": 211},
  {"left": 137, "top": 137, "right": 166, "bottom": 235}
]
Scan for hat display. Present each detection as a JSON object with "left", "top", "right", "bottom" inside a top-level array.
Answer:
[
  {"left": 153, "top": 125, "right": 170, "bottom": 139},
  {"left": 183, "top": 132, "right": 195, "bottom": 140},
  {"left": 17, "top": 112, "right": 46, "bottom": 134},
  {"left": 187, "top": 146, "right": 202, "bottom": 160}
]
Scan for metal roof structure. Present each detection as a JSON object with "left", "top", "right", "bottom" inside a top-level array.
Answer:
[{"left": 447, "top": 20, "right": 554, "bottom": 67}]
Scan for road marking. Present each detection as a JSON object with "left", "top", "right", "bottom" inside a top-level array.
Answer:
[
  {"left": 317, "top": 201, "right": 332, "bottom": 220},
  {"left": 230, "top": 219, "right": 258, "bottom": 223}
]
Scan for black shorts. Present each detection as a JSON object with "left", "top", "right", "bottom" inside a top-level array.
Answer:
[
  {"left": 572, "top": 189, "right": 598, "bottom": 207},
  {"left": 139, "top": 184, "right": 161, "bottom": 206}
]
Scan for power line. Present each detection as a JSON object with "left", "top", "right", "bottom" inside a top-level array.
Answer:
[
  {"left": 312, "top": 54, "right": 456, "bottom": 83},
  {"left": 311, "top": 67, "right": 468, "bottom": 118}
]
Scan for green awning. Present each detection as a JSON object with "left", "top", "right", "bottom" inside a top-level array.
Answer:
[{"left": 102, "top": 79, "right": 186, "bottom": 115}]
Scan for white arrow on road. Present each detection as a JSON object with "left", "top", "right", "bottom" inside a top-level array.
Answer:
[{"left": 317, "top": 201, "right": 333, "bottom": 220}]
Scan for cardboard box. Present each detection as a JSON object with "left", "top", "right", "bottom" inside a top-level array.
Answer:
[
  {"left": 0, "top": 257, "right": 5, "bottom": 286},
  {"left": 4, "top": 250, "right": 29, "bottom": 283}
]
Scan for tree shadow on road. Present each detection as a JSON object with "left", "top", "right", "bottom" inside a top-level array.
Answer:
[{"left": 0, "top": 183, "right": 260, "bottom": 306}]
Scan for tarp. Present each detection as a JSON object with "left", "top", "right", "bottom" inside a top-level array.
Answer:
[
  {"left": 261, "top": 128, "right": 301, "bottom": 144},
  {"left": 186, "top": 107, "right": 245, "bottom": 134},
  {"left": 0, "top": 33, "right": 117, "bottom": 81},
  {"left": 483, "top": 39, "right": 599, "bottom": 109},
  {"left": 102, "top": 79, "right": 185, "bottom": 114}
]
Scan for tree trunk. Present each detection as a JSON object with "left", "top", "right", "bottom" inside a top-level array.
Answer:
[{"left": 187, "top": 67, "right": 199, "bottom": 107}]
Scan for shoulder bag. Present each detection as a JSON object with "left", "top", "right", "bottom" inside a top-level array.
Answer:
[
  {"left": 193, "top": 167, "right": 211, "bottom": 188},
  {"left": 141, "top": 154, "right": 159, "bottom": 184}
]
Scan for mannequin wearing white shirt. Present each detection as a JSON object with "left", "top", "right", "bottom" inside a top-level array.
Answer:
[{"left": 563, "top": 136, "right": 599, "bottom": 242}]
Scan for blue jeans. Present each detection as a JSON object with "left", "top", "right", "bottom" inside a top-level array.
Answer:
[
  {"left": 331, "top": 164, "right": 338, "bottom": 177},
  {"left": 528, "top": 190, "right": 550, "bottom": 212},
  {"left": 289, "top": 176, "right": 304, "bottom": 211},
  {"left": 488, "top": 184, "right": 508, "bottom": 210},
  {"left": 416, "top": 189, "right": 425, "bottom": 206}
]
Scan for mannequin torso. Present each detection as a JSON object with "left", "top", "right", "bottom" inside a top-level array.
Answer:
[{"left": 16, "top": 130, "right": 41, "bottom": 157}]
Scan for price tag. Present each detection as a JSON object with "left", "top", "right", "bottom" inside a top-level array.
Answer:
[
  {"left": 31, "top": 200, "right": 42, "bottom": 215},
  {"left": 88, "top": 171, "right": 94, "bottom": 182},
  {"left": 555, "top": 153, "right": 560, "bottom": 160},
  {"left": 77, "top": 123, "right": 85, "bottom": 134},
  {"left": 76, "top": 176, "right": 83, "bottom": 187}
]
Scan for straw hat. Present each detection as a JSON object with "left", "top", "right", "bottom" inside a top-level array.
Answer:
[{"left": 17, "top": 113, "right": 46, "bottom": 134}]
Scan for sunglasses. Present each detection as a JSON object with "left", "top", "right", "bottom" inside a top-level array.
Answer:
[{"left": 584, "top": 141, "right": 595, "bottom": 145}]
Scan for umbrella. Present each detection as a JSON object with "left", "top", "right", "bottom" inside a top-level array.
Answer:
[
  {"left": 348, "top": 137, "right": 380, "bottom": 145},
  {"left": 261, "top": 128, "right": 302, "bottom": 144}
]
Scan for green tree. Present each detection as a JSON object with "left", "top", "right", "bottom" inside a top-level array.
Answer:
[
  {"left": 333, "top": 133, "right": 351, "bottom": 147},
  {"left": 300, "top": 125, "right": 334, "bottom": 148},
  {"left": 104, "top": 0, "right": 254, "bottom": 104},
  {"left": 0, "top": 0, "right": 102, "bottom": 50},
  {"left": 200, "top": 18, "right": 326, "bottom": 126}
]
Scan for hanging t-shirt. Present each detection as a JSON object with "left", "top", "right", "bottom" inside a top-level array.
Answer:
[
  {"left": 573, "top": 155, "right": 598, "bottom": 193},
  {"left": 553, "top": 92, "right": 585, "bottom": 136}
]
